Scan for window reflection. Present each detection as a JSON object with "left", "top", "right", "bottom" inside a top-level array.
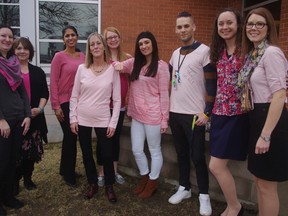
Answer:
[
  {"left": 40, "top": 42, "right": 86, "bottom": 64},
  {"left": 0, "top": 5, "right": 19, "bottom": 26},
  {"left": 39, "top": 2, "right": 98, "bottom": 40}
]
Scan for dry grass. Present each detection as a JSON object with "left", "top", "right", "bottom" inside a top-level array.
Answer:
[{"left": 7, "top": 143, "right": 257, "bottom": 216}]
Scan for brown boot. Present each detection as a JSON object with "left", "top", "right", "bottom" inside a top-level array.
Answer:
[
  {"left": 138, "top": 179, "right": 158, "bottom": 198},
  {"left": 133, "top": 174, "right": 149, "bottom": 194},
  {"left": 85, "top": 184, "right": 98, "bottom": 199}
]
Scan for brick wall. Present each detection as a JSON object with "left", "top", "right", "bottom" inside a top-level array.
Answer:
[
  {"left": 279, "top": 0, "right": 288, "bottom": 56},
  {"left": 102, "top": 0, "right": 226, "bottom": 62}
]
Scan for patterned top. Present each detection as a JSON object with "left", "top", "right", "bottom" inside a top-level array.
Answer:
[{"left": 212, "top": 50, "right": 243, "bottom": 116}]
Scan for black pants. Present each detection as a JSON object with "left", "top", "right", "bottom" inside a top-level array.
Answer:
[
  {"left": 169, "top": 112, "right": 209, "bottom": 194},
  {"left": 15, "top": 159, "right": 35, "bottom": 181},
  {"left": 78, "top": 125, "right": 115, "bottom": 185},
  {"left": 59, "top": 102, "right": 77, "bottom": 184},
  {"left": 0, "top": 118, "right": 23, "bottom": 202},
  {"left": 97, "top": 110, "right": 125, "bottom": 165}
]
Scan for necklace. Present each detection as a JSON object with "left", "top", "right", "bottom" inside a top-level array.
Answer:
[{"left": 91, "top": 64, "right": 108, "bottom": 73}]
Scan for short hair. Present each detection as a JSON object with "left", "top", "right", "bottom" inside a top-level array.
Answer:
[
  {"left": 177, "top": 11, "right": 192, "bottom": 18},
  {"left": 13, "top": 37, "right": 34, "bottom": 61},
  {"left": 85, "top": 32, "right": 109, "bottom": 68}
]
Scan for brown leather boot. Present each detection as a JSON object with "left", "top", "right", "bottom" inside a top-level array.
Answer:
[
  {"left": 138, "top": 179, "right": 158, "bottom": 198},
  {"left": 85, "top": 184, "right": 98, "bottom": 199},
  {"left": 133, "top": 174, "right": 149, "bottom": 194},
  {"left": 105, "top": 185, "right": 117, "bottom": 203}
]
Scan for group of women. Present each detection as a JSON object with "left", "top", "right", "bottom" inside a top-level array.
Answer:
[{"left": 0, "top": 5, "right": 287, "bottom": 216}]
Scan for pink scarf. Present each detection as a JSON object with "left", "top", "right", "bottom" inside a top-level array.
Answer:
[{"left": 0, "top": 55, "right": 22, "bottom": 91}]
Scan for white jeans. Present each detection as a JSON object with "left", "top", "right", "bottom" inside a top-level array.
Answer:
[{"left": 131, "top": 119, "right": 163, "bottom": 180}]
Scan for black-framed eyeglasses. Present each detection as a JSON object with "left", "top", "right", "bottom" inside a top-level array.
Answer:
[{"left": 246, "top": 22, "right": 267, "bottom": 29}]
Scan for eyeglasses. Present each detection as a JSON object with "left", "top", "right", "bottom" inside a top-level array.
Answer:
[
  {"left": 246, "top": 22, "right": 267, "bottom": 29},
  {"left": 106, "top": 35, "right": 119, "bottom": 41}
]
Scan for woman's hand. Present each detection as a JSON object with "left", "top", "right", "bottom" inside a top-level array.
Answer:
[
  {"left": 55, "top": 108, "right": 65, "bottom": 122},
  {"left": 106, "top": 127, "right": 115, "bottom": 138},
  {"left": 255, "top": 137, "right": 270, "bottom": 154},
  {"left": 22, "top": 117, "right": 31, "bottom": 136},
  {"left": 114, "top": 62, "right": 124, "bottom": 72},
  {"left": 195, "top": 113, "right": 209, "bottom": 126},
  {"left": 0, "top": 119, "right": 10, "bottom": 138},
  {"left": 160, "top": 127, "right": 167, "bottom": 134},
  {"left": 70, "top": 122, "right": 78, "bottom": 135},
  {"left": 31, "top": 107, "right": 41, "bottom": 118}
]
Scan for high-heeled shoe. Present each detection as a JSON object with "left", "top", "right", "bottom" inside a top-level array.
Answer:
[{"left": 237, "top": 205, "right": 244, "bottom": 216}]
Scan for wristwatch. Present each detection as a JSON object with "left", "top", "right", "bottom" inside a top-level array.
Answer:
[{"left": 260, "top": 134, "right": 271, "bottom": 142}]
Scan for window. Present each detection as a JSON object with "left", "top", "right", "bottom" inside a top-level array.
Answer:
[
  {"left": 0, "top": 0, "right": 20, "bottom": 36},
  {"left": 37, "top": 0, "right": 99, "bottom": 64}
]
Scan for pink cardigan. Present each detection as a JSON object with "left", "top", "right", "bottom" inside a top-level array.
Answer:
[{"left": 122, "top": 58, "right": 170, "bottom": 128}]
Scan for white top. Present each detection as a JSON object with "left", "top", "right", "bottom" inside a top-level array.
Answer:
[{"left": 169, "top": 43, "right": 211, "bottom": 114}]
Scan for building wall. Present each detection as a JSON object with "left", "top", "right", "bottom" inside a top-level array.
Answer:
[
  {"left": 279, "top": 0, "right": 288, "bottom": 56},
  {"left": 101, "top": 0, "right": 227, "bottom": 62}
]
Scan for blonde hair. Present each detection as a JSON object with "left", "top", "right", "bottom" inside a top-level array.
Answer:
[
  {"left": 85, "top": 32, "right": 109, "bottom": 68},
  {"left": 103, "top": 26, "right": 131, "bottom": 61}
]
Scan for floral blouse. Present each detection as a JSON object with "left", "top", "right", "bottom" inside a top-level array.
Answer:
[{"left": 212, "top": 50, "right": 243, "bottom": 116}]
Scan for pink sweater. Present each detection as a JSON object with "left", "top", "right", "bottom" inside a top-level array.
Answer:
[
  {"left": 50, "top": 51, "right": 85, "bottom": 109},
  {"left": 69, "top": 64, "right": 121, "bottom": 129},
  {"left": 122, "top": 58, "right": 170, "bottom": 128}
]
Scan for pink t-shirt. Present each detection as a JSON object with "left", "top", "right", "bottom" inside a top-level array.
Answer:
[
  {"left": 250, "top": 46, "right": 287, "bottom": 103},
  {"left": 21, "top": 72, "right": 31, "bottom": 103},
  {"left": 69, "top": 64, "right": 121, "bottom": 129},
  {"left": 121, "top": 58, "right": 170, "bottom": 128},
  {"left": 50, "top": 51, "right": 85, "bottom": 109}
]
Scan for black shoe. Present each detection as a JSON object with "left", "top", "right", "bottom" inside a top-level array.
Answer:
[
  {"left": 64, "top": 178, "right": 77, "bottom": 188},
  {"left": 14, "top": 181, "right": 20, "bottom": 196},
  {"left": 0, "top": 204, "right": 7, "bottom": 216},
  {"left": 3, "top": 198, "right": 24, "bottom": 209},
  {"left": 24, "top": 179, "right": 37, "bottom": 190},
  {"left": 237, "top": 206, "right": 244, "bottom": 216}
]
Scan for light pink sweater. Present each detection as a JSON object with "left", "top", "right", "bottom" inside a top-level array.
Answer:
[
  {"left": 122, "top": 58, "right": 170, "bottom": 128},
  {"left": 69, "top": 64, "right": 121, "bottom": 129}
]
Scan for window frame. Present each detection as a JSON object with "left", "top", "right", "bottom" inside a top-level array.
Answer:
[{"left": 35, "top": 0, "right": 101, "bottom": 68}]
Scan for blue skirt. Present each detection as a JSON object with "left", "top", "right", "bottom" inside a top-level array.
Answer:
[{"left": 209, "top": 114, "right": 249, "bottom": 161}]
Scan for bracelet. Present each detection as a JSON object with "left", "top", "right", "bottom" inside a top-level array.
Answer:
[
  {"left": 203, "top": 113, "right": 209, "bottom": 119},
  {"left": 38, "top": 107, "right": 44, "bottom": 114},
  {"left": 260, "top": 134, "right": 271, "bottom": 142}
]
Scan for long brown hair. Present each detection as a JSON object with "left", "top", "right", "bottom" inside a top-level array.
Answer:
[
  {"left": 242, "top": 7, "right": 278, "bottom": 56},
  {"left": 210, "top": 8, "right": 242, "bottom": 64}
]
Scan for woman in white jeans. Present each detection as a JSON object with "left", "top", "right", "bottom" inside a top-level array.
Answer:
[{"left": 114, "top": 31, "right": 170, "bottom": 198}]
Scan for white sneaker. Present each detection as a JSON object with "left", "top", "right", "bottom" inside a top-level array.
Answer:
[
  {"left": 199, "top": 193, "right": 212, "bottom": 216},
  {"left": 168, "top": 185, "right": 191, "bottom": 204},
  {"left": 97, "top": 176, "right": 105, "bottom": 187}
]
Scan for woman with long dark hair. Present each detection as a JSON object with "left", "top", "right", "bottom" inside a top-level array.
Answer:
[
  {"left": 208, "top": 8, "right": 248, "bottom": 216},
  {"left": 114, "top": 31, "right": 170, "bottom": 198}
]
